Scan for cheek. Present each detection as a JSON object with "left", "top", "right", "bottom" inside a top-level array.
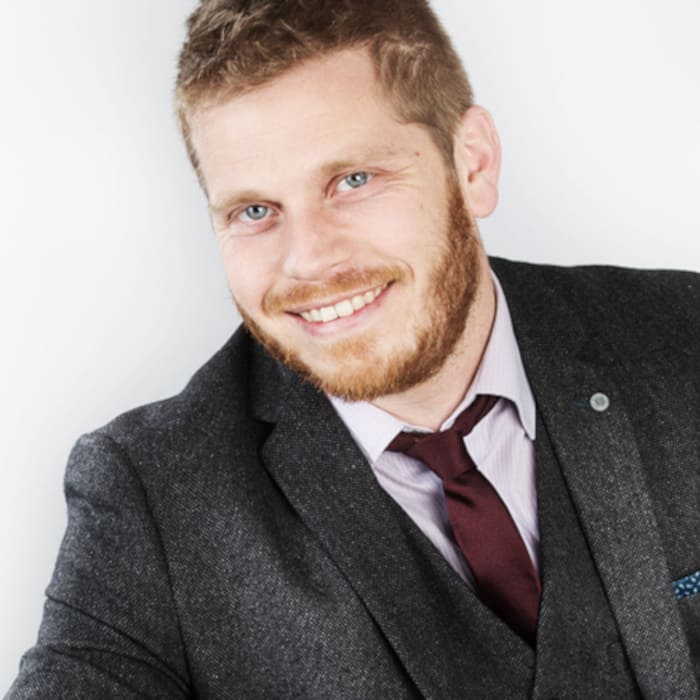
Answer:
[
  {"left": 347, "top": 205, "right": 424, "bottom": 261},
  {"left": 218, "top": 238, "right": 278, "bottom": 312},
  {"left": 354, "top": 204, "right": 444, "bottom": 279}
]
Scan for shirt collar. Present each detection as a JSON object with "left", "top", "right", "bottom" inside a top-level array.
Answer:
[{"left": 329, "top": 271, "right": 536, "bottom": 464}]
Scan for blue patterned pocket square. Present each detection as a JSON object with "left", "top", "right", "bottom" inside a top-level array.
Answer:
[{"left": 673, "top": 571, "right": 700, "bottom": 600}]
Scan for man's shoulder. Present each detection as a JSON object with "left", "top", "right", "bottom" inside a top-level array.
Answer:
[
  {"left": 84, "top": 324, "right": 268, "bottom": 469},
  {"left": 491, "top": 256, "right": 700, "bottom": 300},
  {"left": 491, "top": 257, "right": 700, "bottom": 361}
]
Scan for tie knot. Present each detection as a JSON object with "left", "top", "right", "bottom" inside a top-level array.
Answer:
[{"left": 387, "top": 395, "right": 499, "bottom": 481}]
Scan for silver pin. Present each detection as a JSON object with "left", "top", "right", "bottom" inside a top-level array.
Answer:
[{"left": 590, "top": 392, "right": 610, "bottom": 412}]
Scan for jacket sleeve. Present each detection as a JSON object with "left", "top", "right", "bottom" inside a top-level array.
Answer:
[{"left": 6, "top": 432, "right": 191, "bottom": 699}]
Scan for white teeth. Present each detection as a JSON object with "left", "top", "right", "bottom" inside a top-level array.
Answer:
[
  {"left": 351, "top": 295, "right": 365, "bottom": 310},
  {"left": 298, "top": 284, "right": 387, "bottom": 324},
  {"left": 335, "top": 300, "right": 354, "bottom": 317},
  {"left": 320, "top": 306, "right": 339, "bottom": 322}
]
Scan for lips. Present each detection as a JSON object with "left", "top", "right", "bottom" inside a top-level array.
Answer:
[{"left": 296, "top": 283, "right": 388, "bottom": 323}]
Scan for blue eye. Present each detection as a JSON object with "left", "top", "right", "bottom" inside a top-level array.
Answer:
[
  {"left": 239, "top": 204, "right": 270, "bottom": 222},
  {"left": 337, "top": 172, "right": 372, "bottom": 192}
]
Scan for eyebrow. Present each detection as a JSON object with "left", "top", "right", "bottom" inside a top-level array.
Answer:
[
  {"left": 318, "top": 145, "right": 406, "bottom": 179},
  {"left": 209, "top": 145, "right": 410, "bottom": 216},
  {"left": 210, "top": 190, "right": 269, "bottom": 218}
]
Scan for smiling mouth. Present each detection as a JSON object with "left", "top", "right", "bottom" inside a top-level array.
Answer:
[{"left": 295, "top": 283, "right": 389, "bottom": 323}]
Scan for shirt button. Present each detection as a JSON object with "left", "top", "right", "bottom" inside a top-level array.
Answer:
[{"left": 590, "top": 392, "right": 610, "bottom": 412}]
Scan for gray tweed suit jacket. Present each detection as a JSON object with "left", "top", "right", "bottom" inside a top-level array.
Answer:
[{"left": 7, "top": 258, "right": 700, "bottom": 699}]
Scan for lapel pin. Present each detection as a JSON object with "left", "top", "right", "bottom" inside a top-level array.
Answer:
[{"left": 590, "top": 393, "right": 610, "bottom": 412}]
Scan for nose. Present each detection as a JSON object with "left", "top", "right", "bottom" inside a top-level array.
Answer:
[{"left": 281, "top": 208, "right": 352, "bottom": 281}]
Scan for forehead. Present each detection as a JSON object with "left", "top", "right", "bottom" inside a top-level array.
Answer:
[
  {"left": 194, "top": 46, "right": 390, "bottom": 126},
  {"left": 188, "top": 49, "right": 424, "bottom": 196}
]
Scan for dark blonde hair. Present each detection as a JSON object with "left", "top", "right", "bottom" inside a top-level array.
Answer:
[{"left": 176, "top": 0, "right": 474, "bottom": 176}]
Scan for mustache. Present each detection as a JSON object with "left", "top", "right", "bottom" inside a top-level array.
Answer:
[{"left": 263, "top": 265, "right": 403, "bottom": 313}]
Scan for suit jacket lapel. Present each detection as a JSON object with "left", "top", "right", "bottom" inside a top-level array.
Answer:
[
  {"left": 493, "top": 258, "right": 699, "bottom": 698},
  {"left": 249, "top": 342, "right": 533, "bottom": 699},
  {"left": 532, "top": 413, "right": 643, "bottom": 697}
]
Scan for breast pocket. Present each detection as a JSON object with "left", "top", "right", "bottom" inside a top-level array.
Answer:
[{"left": 674, "top": 570, "right": 700, "bottom": 678}]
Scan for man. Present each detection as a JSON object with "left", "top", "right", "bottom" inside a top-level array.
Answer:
[{"left": 8, "top": 0, "right": 700, "bottom": 697}]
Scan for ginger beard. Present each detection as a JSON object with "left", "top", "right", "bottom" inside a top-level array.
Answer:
[{"left": 236, "top": 176, "right": 481, "bottom": 402}]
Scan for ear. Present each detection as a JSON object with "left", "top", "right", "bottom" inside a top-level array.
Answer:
[{"left": 452, "top": 106, "right": 501, "bottom": 218}]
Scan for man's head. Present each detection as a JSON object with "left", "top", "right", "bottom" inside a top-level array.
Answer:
[
  {"left": 177, "top": 1, "right": 501, "bottom": 403},
  {"left": 176, "top": 0, "right": 473, "bottom": 179}
]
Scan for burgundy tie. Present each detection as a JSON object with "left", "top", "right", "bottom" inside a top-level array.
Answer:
[{"left": 388, "top": 395, "right": 541, "bottom": 645}]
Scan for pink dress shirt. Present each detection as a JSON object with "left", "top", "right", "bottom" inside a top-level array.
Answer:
[{"left": 330, "top": 274, "right": 539, "bottom": 588}]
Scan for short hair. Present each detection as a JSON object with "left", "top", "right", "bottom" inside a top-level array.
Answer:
[{"left": 175, "top": 0, "right": 474, "bottom": 179}]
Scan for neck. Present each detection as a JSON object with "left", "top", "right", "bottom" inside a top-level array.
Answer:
[{"left": 372, "top": 258, "right": 496, "bottom": 431}]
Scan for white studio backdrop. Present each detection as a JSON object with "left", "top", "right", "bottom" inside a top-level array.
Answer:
[{"left": 1, "top": 0, "right": 698, "bottom": 689}]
